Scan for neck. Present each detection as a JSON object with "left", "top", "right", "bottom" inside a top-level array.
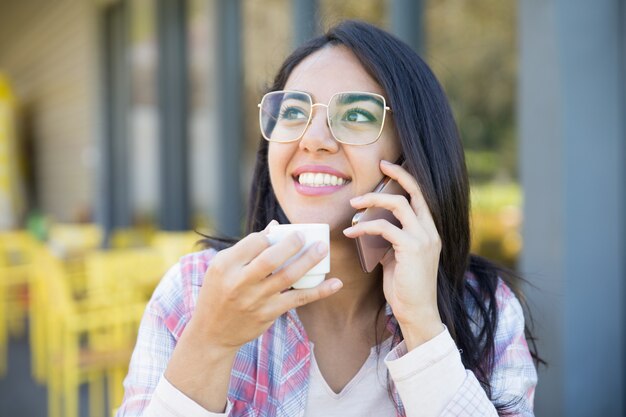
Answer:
[{"left": 297, "top": 231, "right": 386, "bottom": 328}]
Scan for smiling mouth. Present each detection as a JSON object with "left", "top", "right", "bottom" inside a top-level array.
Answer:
[{"left": 294, "top": 172, "right": 352, "bottom": 187}]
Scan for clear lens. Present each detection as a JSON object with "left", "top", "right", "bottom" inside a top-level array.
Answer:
[
  {"left": 260, "top": 91, "right": 312, "bottom": 142},
  {"left": 328, "top": 92, "right": 386, "bottom": 145},
  {"left": 259, "top": 91, "right": 387, "bottom": 145}
]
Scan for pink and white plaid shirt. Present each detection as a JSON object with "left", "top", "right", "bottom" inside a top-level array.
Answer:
[{"left": 117, "top": 249, "right": 537, "bottom": 416}]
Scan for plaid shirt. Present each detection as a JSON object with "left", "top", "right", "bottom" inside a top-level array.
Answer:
[{"left": 118, "top": 249, "right": 537, "bottom": 417}]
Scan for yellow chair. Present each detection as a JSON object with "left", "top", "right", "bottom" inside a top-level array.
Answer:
[
  {"left": 87, "top": 248, "right": 169, "bottom": 412},
  {"left": 151, "top": 230, "right": 201, "bottom": 268},
  {"left": 28, "top": 244, "right": 53, "bottom": 383},
  {"left": 0, "top": 231, "right": 40, "bottom": 340},
  {"left": 121, "top": 248, "right": 169, "bottom": 299},
  {"left": 0, "top": 257, "right": 6, "bottom": 377},
  {"left": 41, "top": 251, "right": 146, "bottom": 417},
  {"left": 47, "top": 223, "right": 103, "bottom": 257},
  {"left": 83, "top": 247, "right": 165, "bottom": 306},
  {"left": 47, "top": 223, "right": 104, "bottom": 297},
  {"left": 23, "top": 241, "right": 68, "bottom": 384},
  {"left": 27, "top": 229, "right": 172, "bottom": 417},
  {"left": 110, "top": 226, "right": 155, "bottom": 249}
]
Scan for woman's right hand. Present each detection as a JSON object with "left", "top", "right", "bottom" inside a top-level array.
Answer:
[
  {"left": 163, "top": 221, "right": 342, "bottom": 413},
  {"left": 188, "top": 220, "right": 343, "bottom": 351}
]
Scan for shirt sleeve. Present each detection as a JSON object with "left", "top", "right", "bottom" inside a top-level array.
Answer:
[
  {"left": 115, "top": 263, "right": 231, "bottom": 417},
  {"left": 142, "top": 376, "right": 233, "bottom": 417},
  {"left": 476, "top": 282, "right": 537, "bottom": 416},
  {"left": 115, "top": 263, "right": 184, "bottom": 416},
  {"left": 385, "top": 280, "right": 537, "bottom": 417},
  {"left": 385, "top": 326, "right": 467, "bottom": 417}
]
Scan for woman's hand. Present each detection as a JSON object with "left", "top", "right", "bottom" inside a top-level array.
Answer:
[
  {"left": 166, "top": 222, "right": 342, "bottom": 412},
  {"left": 343, "top": 159, "right": 443, "bottom": 350},
  {"left": 189, "top": 221, "right": 343, "bottom": 351}
]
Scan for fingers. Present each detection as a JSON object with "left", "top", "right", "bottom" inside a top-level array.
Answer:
[
  {"left": 345, "top": 160, "right": 441, "bottom": 247},
  {"left": 217, "top": 220, "right": 278, "bottom": 267},
  {"left": 245, "top": 230, "right": 308, "bottom": 279},
  {"left": 378, "top": 160, "right": 439, "bottom": 236},
  {"left": 271, "top": 278, "right": 343, "bottom": 315},
  {"left": 343, "top": 218, "right": 411, "bottom": 248},
  {"left": 349, "top": 192, "right": 420, "bottom": 233},
  {"left": 261, "top": 241, "right": 329, "bottom": 294},
  {"left": 379, "top": 160, "right": 431, "bottom": 218}
]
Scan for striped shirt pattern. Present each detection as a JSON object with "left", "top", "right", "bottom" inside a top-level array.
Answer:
[{"left": 117, "top": 249, "right": 537, "bottom": 417}]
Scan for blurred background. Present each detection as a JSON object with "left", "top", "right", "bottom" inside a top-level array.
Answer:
[{"left": 0, "top": 0, "right": 623, "bottom": 416}]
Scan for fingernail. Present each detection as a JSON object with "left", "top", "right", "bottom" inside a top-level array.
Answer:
[
  {"left": 315, "top": 241, "right": 328, "bottom": 254},
  {"left": 343, "top": 227, "right": 355, "bottom": 235},
  {"left": 350, "top": 196, "right": 363, "bottom": 204},
  {"left": 330, "top": 280, "right": 343, "bottom": 291},
  {"left": 381, "top": 159, "right": 392, "bottom": 165}
]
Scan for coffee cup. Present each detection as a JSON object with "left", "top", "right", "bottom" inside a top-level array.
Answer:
[{"left": 266, "top": 223, "right": 330, "bottom": 289}]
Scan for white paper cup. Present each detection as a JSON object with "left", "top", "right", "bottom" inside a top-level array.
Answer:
[{"left": 266, "top": 223, "right": 330, "bottom": 289}]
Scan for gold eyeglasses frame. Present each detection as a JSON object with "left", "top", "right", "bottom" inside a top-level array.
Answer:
[{"left": 257, "top": 90, "right": 392, "bottom": 146}]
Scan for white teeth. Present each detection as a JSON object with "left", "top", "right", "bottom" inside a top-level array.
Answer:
[{"left": 297, "top": 172, "right": 348, "bottom": 187}]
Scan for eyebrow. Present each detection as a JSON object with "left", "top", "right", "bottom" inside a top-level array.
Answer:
[
  {"left": 336, "top": 93, "right": 384, "bottom": 107},
  {"left": 283, "top": 92, "right": 310, "bottom": 103}
]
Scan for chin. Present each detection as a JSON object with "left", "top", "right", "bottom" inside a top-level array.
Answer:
[{"left": 284, "top": 209, "right": 354, "bottom": 231}]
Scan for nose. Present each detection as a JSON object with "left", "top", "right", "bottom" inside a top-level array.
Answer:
[{"left": 298, "top": 104, "right": 339, "bottom": 153}]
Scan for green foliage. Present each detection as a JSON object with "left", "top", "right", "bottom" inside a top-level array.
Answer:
[
  {"left": 465, "top": 150, "right": 499, "bottom": 183},
  {"left": 426, "top": 0, "right": 517, "bottom": 183},
  {"left": 470, "top": 182, "right": 522, "bottom": 268},
  {"left": 319, "top": 0, "right": 387, "bottom": 28}
]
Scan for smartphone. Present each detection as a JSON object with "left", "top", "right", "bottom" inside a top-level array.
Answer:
[{"left": 351, "top": 158, "right": 408, "bottom": 273}]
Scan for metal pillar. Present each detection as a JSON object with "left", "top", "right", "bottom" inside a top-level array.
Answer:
[
  {"left": 215, "top": 0, "right": 243, "bottom": 237},
  {"left": 156, "top": 0, "right": 190, "bottom": 231},
  {"left": 293, "top": 0, "right": 319, "bottom": 47},
  {"left": 519, "top": 0, "right": 626, "bottom": 415},
  {"left": 390, "top": 0, "right": 424, "bottom": 54},
  {"left": 98, "top": 1, "right": 132, "bottom": 244}
]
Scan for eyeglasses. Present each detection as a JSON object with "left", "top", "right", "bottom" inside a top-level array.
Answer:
[{"left": 258, "top": 90, "right": 391, "bottom": 146}]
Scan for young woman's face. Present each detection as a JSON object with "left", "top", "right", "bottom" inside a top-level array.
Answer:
[{"left": 268, "top": 45, "right": 402, "bottom": 233}]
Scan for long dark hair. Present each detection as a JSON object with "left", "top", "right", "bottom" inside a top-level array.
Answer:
[{"left": 202, "top": 20, "right": 542, "bottom": 413}]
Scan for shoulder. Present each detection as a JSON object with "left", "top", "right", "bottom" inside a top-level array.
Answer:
[
  {"left": 463, "top": 270, "right": 537, "bottom": 405},
  {"left": 178, "top": 247, "right": 219, "bottom": 287},
  {"left": 464, "top": 272, "right": 525, "bottom": 335},
  {"left": 465, "top": 271, "right": 521, "bottom": 312},
  {"left": 148, "top": 248, "right": 219, "bottom": 339},
  {"left": 153, "top": 248, "right": 218, "bottom": 299}
]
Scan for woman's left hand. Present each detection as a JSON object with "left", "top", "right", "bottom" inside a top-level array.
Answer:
[{"left": 343, "top": 159, "right": 444, "bottom": 350}]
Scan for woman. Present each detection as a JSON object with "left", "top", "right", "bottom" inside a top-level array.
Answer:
[{"left": 118, "top": 20, "right": 539, "bottom": 417}]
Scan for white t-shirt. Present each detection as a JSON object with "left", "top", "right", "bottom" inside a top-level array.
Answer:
[
  {"left": 303, "top": 336, "right": 397, "bottom": 417},
  {"left": 145, "top": 326, "right": 467, "bottom": 417}
]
